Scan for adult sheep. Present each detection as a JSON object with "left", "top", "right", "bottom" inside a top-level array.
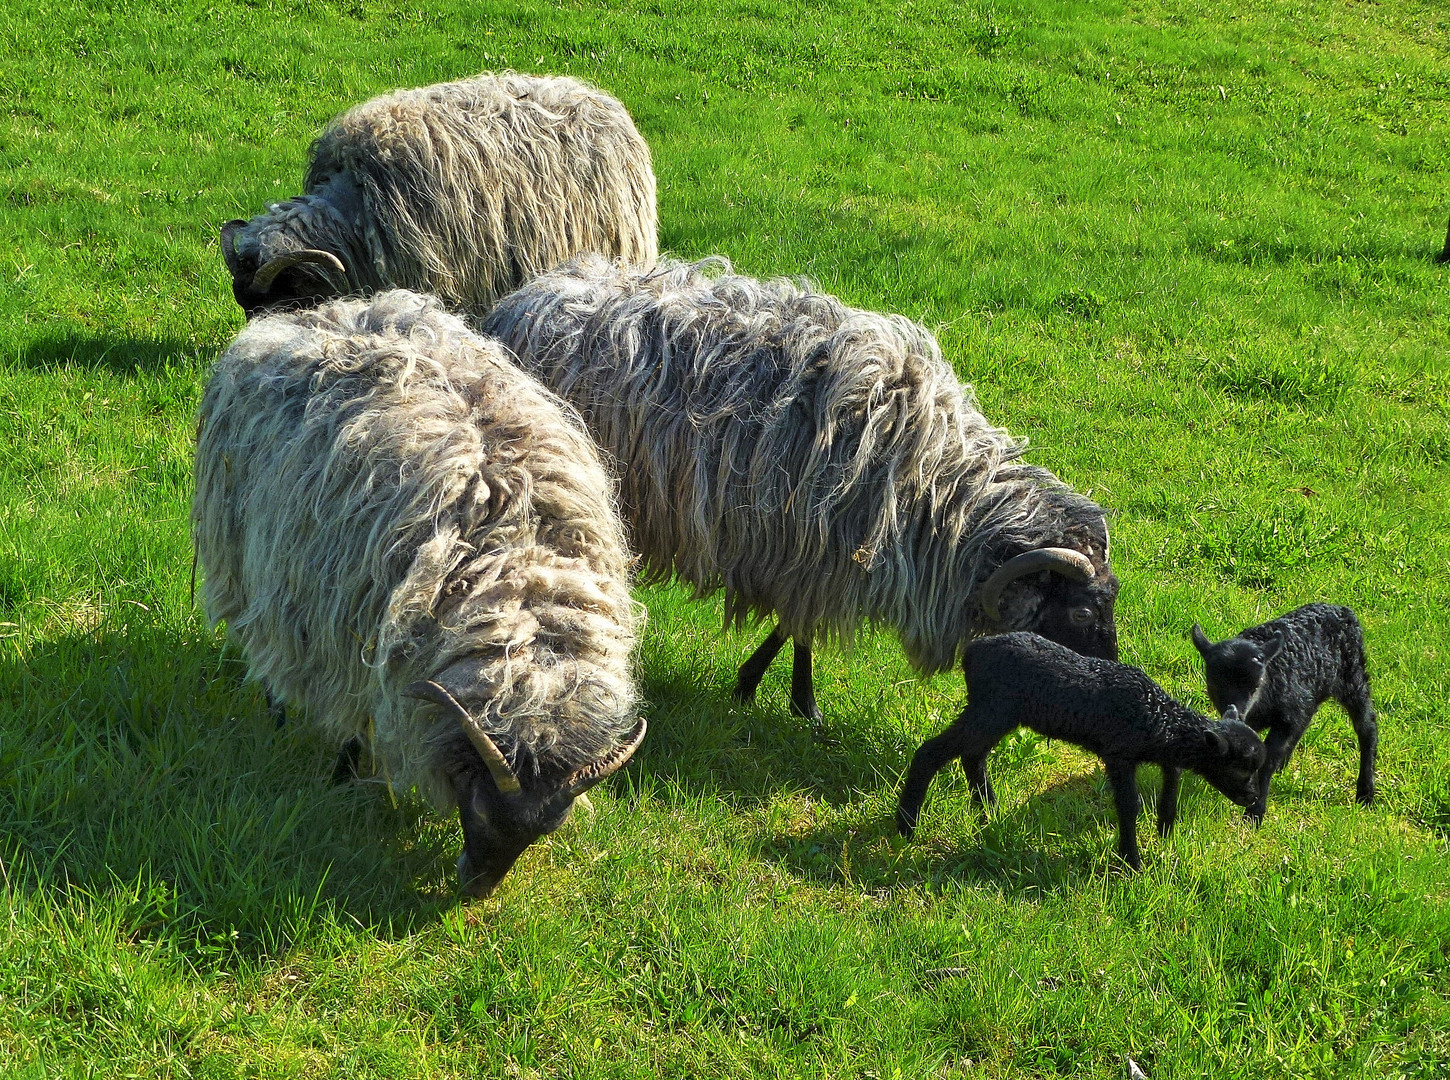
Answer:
[
  {"left": 193, "top": 289, "right": 646, "bottom": 898},
  {"left": 481, "top": 255, "right": 1118, "bottom": 721},
  {"left": 221, "top": 72, "right": 658, "bottom": 318}
]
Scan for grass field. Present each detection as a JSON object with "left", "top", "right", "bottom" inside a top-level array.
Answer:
[{"left": 3, "top": 0, "right": 1449, "bottom": 1075}]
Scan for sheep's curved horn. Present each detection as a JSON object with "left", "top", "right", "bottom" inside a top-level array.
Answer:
[
  {"left": 404, "top": 680, "right": 521, "bottom": 795},
  {"left": 251, "top": 248, "right": 347, "bottom": 293},
  {"left": 563, "top": 718, "right": 647, "bottom": 798},
  {"left": 220, "top": 219, "right": 249, "bottom": 280},
  {"left": 978, "top": 547, "right": 1095, "bottom": 622}
]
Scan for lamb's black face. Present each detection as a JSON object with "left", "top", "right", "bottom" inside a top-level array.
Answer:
[
  {"left": 1032, "top": 573, "right": 1120, "bottom": 662},
  {"left": 455, "top": 774, "right": 575, "bottom": 900},
  {"left": 1194, "top": 711, "right": 1267, "bottom": 807},
  {"left": 1193, "top": 626, "right": 1282, "bottom": 721}
]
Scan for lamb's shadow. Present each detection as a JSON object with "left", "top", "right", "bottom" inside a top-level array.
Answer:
[
  {"left": 10, "top": 331, "right": 220, "bottom": 377},
  {"left": 1, "top": 620, "right": 458, "bottom": 964},
  {"left": 752, "top": 766, "right": 1232, "bottom": 897}
]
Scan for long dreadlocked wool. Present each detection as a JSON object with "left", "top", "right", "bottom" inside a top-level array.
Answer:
[
  {"left": 194, "top": 290, "right": 641, "bottom": 808},
  {"left": 482, "top": 255, "right": 1114, "bottom": 677},
  {"left": 223, "top": 72, "right": 657, "bottom": 317}
]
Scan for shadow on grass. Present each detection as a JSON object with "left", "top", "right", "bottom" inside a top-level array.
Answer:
[
  {"left": 752, "top": 767, "right": 1223, "bottom": 898},
  {"left": 7, "top": 331, "right": 219, "bottom": 377},
  {"left": 635, "top": 663, "right": 919, "bottom": 808},
  {"left": 0, "top": 619, "right": 459, "bottom": 965}
]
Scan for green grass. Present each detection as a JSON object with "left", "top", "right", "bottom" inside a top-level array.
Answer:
[{"left": 2, "top": 0, "right": 1449, "bottom": 1075}]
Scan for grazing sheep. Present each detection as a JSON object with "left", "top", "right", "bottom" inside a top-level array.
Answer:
[
  {"left": 193, "top": 290, "right": 645, "bottom": 898},
  {"left": 481, "top": 255, "right": 1119, "bottom": 720},
  {"left": 895, "top": 632, "right": 1266, "bottom": 870},
  {"left": 221, "top": 72, "right": 658, "bottom": 318},
  {"left": 1192, "top": 603, "right": 1376, "bottom": 823}
]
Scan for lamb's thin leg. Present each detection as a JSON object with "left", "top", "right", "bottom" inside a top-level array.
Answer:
[
  {"left": 789, "top": 640, "right": 822, "bottom": 722},
  {"left": 266, "top": 689, "right": 288, "bottom": 729},
  {"left": 1339, "top": 677, "right": 1378, "bottom": 807},
  {"left": 1105, "top": 759, "right": 1143, "bottom": 871},
  {"left": 896, "top": 707, "right": 1013, "bottom": 837},
  {"left": 331, "top": 736, "right": 363, "bottom": 785},
  {"left": 1247, "top": 724, "right": 1296, "bottom": 825},
  {"left": 1157, "top": 766, "right": 1182, "bottom": 837},
  {"left": 734, "top": 626, "right": 787, "bottom": 704},
  {"left": 961, "top": 754, "right": 996, "bottom": 809}
]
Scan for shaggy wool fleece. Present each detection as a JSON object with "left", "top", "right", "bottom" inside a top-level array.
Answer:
[
  {"left": 194, "top": 290, "right": 641, "bottom": 806},
  {"left": 226, "top": 72, "right": 657, "bottom": 315},
  {"left": 483, "top": 255, "right": 1110, "bottom": 677}
]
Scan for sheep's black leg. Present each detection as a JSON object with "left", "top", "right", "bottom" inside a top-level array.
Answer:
[
  {"left": 897, "top": 707, "right": 1013, "bottom": 837},
  {"left": 896, "top": 728, "right": 964, "bottom": 838},
  {"left": 331, "top": 736, "right": 364, "bottom": 784},
  {"left": 266, "top": 689, "right": 288, "bottom": 729},
  {"left": 734, "top": 626, "right": 787, "bottom": 704},
  {"left": 1157, "top": 766, "right": 1182, "bottom": 837},
  {"left": 961, "top": 754, "right": 996, "bottom": 809},
  {"left": 789, "top": 640, "right": 822, "bottom": 722},
  {"left": 1339, "top": 685, "right": 1378, "bottom": 807},
  {"left": 1105, "top": 759, "right": 1142, "bottom": 871},
  {"left": 1247, "top": 724, "right": 1296, "bottom": 825}
]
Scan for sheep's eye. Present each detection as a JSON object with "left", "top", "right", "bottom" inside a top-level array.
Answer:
[{"left": 1068, "top": 606, "right": 1096, "bottom": 627}]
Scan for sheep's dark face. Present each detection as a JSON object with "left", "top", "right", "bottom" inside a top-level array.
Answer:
[
  {"left": 1192, "top": 625, "right": 1283, "bottom": 721},
  {"left": 231, "top": 267, "right": 341, "bottom": 319},
  {"left": 455, "top": 773, "right": 576, "bottom": 900},
  {"left": 220, "top": 220, "right": 348, "bottom": 319},
  {"left": 1030, "top": 572, "right": 1120, "bottom": 662},
  {"left": 1192, "top": 709, "right": 1267, "bottom": 807}
]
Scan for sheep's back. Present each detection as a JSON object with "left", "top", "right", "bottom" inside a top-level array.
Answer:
[
  {"left": 306, "top": 73, "right": 658, "bottom": 312},
  {"left": 483, "top": 256, "right": 1037, "bottom": 671}
]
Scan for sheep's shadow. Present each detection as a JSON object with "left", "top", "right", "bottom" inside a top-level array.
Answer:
[
  {"left": 628, "top": 587, "right": 957, "bottom": 807},
  {"left": 635, "top": 660, "right": 928, "bottom": 808},
  {"left": 0, "top": 621, "right": 458, "bottom": 964},
  {"left": 8, "top": 331, "right": 218, "bottom": 377}
]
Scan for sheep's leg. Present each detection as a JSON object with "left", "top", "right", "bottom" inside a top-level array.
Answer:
[
  {"left": 1246, "top": 724, "right": 1296, "bottom": 825},
  {"left": 896, "top": 708, "right": 1012, "bottom": 837},
  {"left": 734, "top": 626, "right": 787, "bottom": 704},
  {"left": 1105, "top": 759, "right": 1143, "bottom": 871},
  {"left": 1339, "top": 682, "right": 1378, "bottom": 807},
  {"left": 1157, "top": 766, "right": 1182, "bottom": 837},
  {"left": 897, "top": 728, "right": 964, "bottom": 838},
  {"left": 331, "top": 736, "right": 363, "bottom": 784},
  {"left": 961, "top": 754, "right": 996, "bottom": 809},
  {"left": 789, "top": 640, "right": 822, "bottom": 722},
  {"left": 266, "top": 689, "right": 288, "bottom": 729}
]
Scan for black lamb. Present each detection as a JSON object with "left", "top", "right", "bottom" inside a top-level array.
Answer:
[
  {"left": 1192, "top": 602, "right": 1377, "bottom": 824},
  {"left": 896, "top": 632, "right": 1266, "bottom": 870}
]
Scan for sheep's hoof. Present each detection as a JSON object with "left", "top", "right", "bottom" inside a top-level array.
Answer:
[
  {"left": 895, "top": 809, "right": 917, "bottom": 839},
  {"left": 330, "top": 737, "right": 363, "bottom": 784},
  {"left": 789, "top": 699, "right": 823, "bottom": 723}
]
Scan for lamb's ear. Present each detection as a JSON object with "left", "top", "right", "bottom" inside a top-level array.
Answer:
[
  {"left": 1203, "top": 727, "right": 1229, "bottom": 756},
  {"left": 1221, "top": 704, "right": 1241, "bottom": 724},
  {"left": 1261, "top": 632, "right": 1285, "bottom": 664},
  {"left": 1191, "top": 623, "right": 1213, "bottom": 657}
]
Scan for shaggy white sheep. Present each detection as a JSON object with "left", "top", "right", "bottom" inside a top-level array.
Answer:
[
  {"left": 221, "top": 72, "right": 658, "bottom": 318},
  {"left": 481, "top": 255, "right": 1119, "bottom": 720},
  {"left": 193, "top": 289, "right": 645, "bottom": 897}
]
